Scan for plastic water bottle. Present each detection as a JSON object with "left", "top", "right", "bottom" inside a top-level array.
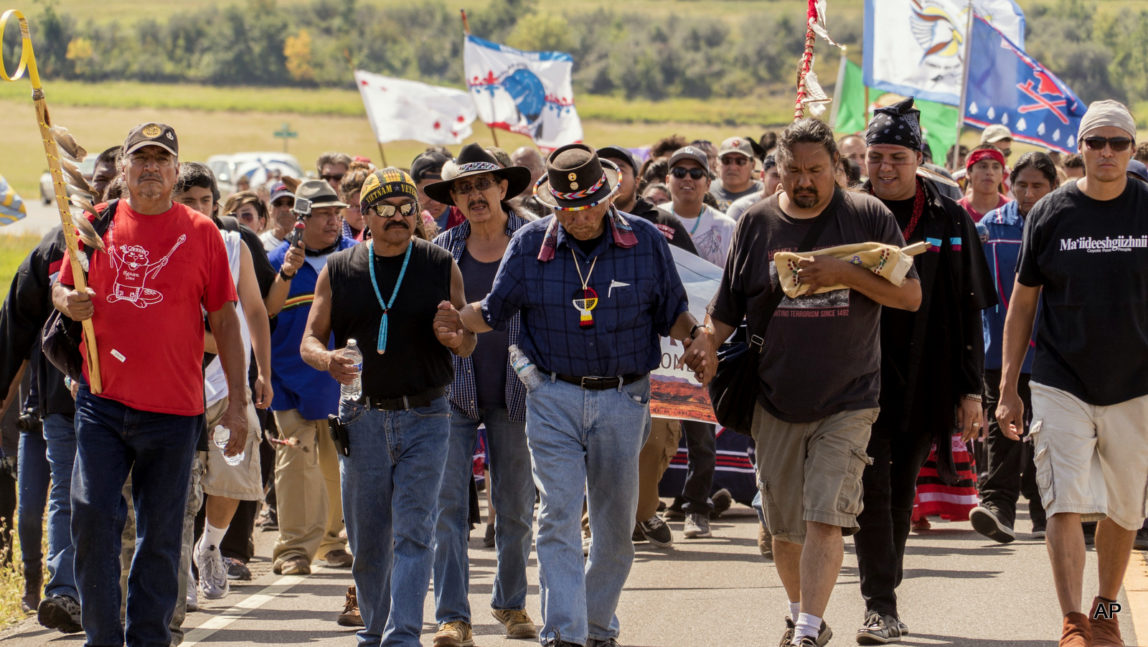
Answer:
[
  {"left": 341, "top": 338, "right": 363, "bottom": 402},
  {"left": 212, "top": 425, "right": 244, "bottom": 467},
  {"left": 509, "top": 344, "right": 544, "bottom": 391}
]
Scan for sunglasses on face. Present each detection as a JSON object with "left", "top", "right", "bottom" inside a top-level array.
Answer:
[
  {"left": 1083, "top": 136, "right": 1133, "bottom": 152},
  {"left": 321, "top": 173, "right": 345, "bottom": 182},
  {"left": 272, "top": 199, "right": 294, "bottom": 208},
  {"left": 721, "top": 156, "right": 750, "bottom": 166},
  {"left": 671, "top": 167, "right": 707, "bottom": 180},
  {"left": 450, "top": 178, "right": 496, "bottom": 195},
  {"left": 369, "top": 202, "right": 417, "bottom": 219}
]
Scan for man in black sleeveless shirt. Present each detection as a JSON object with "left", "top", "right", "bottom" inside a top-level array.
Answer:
[{"left": 300, "top": 168, "right": 475, "bottom": 647}]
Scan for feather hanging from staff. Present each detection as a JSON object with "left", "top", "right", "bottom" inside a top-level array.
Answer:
[
  {"left": 795, "top": 0, "right": 845, "bottom": 120},
  {"left": 60, "top": 159, "right": 95, "bottom": 199},
  {"left": 50, "top": 125, "right": 87, "bottom": 162},
  {"left": 72, "top": 214, "right": 105, "bottom": 252}
]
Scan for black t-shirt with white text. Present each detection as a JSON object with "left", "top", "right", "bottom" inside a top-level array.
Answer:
[{"left": 1017, "top": 179, "right": 1148, "bottom": 405}]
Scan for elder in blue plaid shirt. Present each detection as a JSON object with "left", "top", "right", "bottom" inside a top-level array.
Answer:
[
  {"left": 438, "top": 144, "right": 715, "bottom": 647},
  {"left": 425, "top": 144, "right": 538, "bottom": 646}
]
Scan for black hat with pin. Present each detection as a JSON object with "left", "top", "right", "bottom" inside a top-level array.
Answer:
[
  {"left": 422, "top": 143, "right": 531, "bottom": 207},
  {"left": 534, "top": 144, "right": 621, "bottom": 211}
]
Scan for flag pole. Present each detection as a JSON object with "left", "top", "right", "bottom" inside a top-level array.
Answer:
[
  {"left": 955, "top": 0, "right": 975, "bottom": 170},
  {"left": 376, "top": 142, "right": 388, "bottom": 167},
  {"left": 461, "top": 9, "right": 502, "bottom": 147}
]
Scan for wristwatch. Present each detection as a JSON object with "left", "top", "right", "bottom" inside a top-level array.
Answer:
[
  {"left": 279, "top": 268, "right": 296, "bottom": 281},
  {"left": 690, "top": 323, "right": 712, "bottom": 340}
]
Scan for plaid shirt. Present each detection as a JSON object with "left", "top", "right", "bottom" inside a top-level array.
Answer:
[
  {"left": 482, "top": 209, "right": 688, "bottom": 377},
  {"left": 433, "top": 213, "right": 530, "bottom": 422}
]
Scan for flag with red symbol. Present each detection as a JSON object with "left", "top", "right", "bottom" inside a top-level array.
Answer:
[
  {"left": 354, "top": 70, "right": 477, "bottom": 146},
  {"left": 464, "top": 35, "right": 583, "bottom": 149},
  {"left": 963, "top": 14, "right": 1086, "bottom": 154}
]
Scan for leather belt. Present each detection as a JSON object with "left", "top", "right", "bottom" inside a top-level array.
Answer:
[
  {"left": 360, "top": 387, "right": 444, "bottom": 411},
  {"left": 554, "top": 373, "right": 644, "bottom": 391}
]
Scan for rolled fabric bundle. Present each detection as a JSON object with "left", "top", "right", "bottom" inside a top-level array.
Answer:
[{"left": 774, "top": 241, "right": 928, "bottom": 299}]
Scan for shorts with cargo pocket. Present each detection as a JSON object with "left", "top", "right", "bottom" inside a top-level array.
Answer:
[{"left": 751, "top": 403, "right": 878, "bottom": 544}]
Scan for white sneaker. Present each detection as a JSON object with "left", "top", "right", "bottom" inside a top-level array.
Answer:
[
  {"left": 683, "top": 512, "right": 711, "bottom": 538},
  {"left": 186, "top": 581, "right": 199, "bottom": 612},
  {"left": 194, "top": 536, "right": 230, "bottom": 600}
]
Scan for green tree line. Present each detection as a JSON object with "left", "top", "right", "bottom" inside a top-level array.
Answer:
[{"left": 4, "top": 0, "right": 1148, "bottom": 106}]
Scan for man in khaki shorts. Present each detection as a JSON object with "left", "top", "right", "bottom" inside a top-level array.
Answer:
[
  {"left": 998, "top": 99, "right": 1148, "bottom": 647},
  {"left": 704, "top": 118, "right": 921, "bottom": 647}
]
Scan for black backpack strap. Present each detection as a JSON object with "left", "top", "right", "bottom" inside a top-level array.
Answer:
[{"left": 746, "top": 190, "right": 839, "bottom": 351}]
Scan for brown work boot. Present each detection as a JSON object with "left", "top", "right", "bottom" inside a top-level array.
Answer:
[
  {"left": 492, "top": 607, "right": 539, "bottom": 639},
  {"left": 1089, "top": 596, "right": 1124, "bottom": 646},
  {"left": 323, "top": 548, "right": 353, "bottom": 568},
  {"left": 433, "top": 620, "right": 474, "bottom": 646},
  {"left": 757, "top": 524, "right": 773, "bottom": 560},
  {"left": 272, "top": 555, "right": 311, "bottom": 575},
  {"left": 336, "top": 585, "right": 364, "bottom": 627},
  {"left": 1060, "top": 611, "right": 1092, "bottom": 647}
]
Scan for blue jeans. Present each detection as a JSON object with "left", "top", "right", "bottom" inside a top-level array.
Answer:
[
  {"left": 338, "top": 396, "right": 451, "bottom": 647},
  {"left": 525, "top": 376, "right": 651, "bottom": 646},
  {"left": 16, "top": 430, "right": 49, "bottom": 573},
  {"left": 71, "top": 388, "right": 200, "bottom": 647},
  {"left": 42, "top": 414, "right": 78, "bottom": 599},
  {"left": 433, "top": 406, "right": 535, "bottom": 622}
]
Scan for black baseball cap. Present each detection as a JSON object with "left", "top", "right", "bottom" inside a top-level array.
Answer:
[
  {"left": 123, "top": 122, "right": 178, "bottom": 157},
  {"left": 596, "top": 145, "right": 638, "bottom": 175},
  {"left": 410, "top": 150, "right": 452, "bottom": 182}
]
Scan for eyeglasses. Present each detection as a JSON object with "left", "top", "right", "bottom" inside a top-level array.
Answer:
[
  {"left": 450, "top": 178, "right": 496, "bottom": 195},
  {"left": 721, "top": 156, "right": 750, "bottom": 166},
  {"left": 271, "top": 198, "right": 294, "bottom": 208},
  {"left": 321, "top": 173, "right": 345, "bottom": 182},
  {"left": 671, "top": 167, "right": 707, "bottom": 180},
  {"left": 1083, "top": 137, "right": 1133, "bottom": 152},
  {"left": 369, "top": 202, "right": 417, "bottom": 218}
]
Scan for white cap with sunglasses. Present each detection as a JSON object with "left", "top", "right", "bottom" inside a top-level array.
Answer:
[{"left": 1077, "top": 100, "right": 1137, "bottom": 149}]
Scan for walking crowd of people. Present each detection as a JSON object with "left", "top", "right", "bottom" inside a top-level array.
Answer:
[{"left": 0, "top": 96, "right": 1145, "bottom": 647}]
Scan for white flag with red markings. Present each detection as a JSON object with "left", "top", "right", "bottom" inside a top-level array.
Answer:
[{"left": 354, "top": 70, "right": 476, "bottom": 146}]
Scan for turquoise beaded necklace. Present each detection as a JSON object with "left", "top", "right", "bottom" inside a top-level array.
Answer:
[{"left": 367, "top": 240, "right": 413, "bottom": 354}]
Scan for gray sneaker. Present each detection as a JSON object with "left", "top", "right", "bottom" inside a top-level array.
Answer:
[
  {"left": 194, "top": 536, "right": 230, "bottom": 600},
  {"left": 856, "top": 611, "right": 902, "bottom": 645},
  {"left": 683, "top": 512, "right": 711, "bottom": 538},
  {"left": 37, "top": 595, "right": 82, "bottom": 633},
  {"left": 637, "top": 515, "right": 674, "bottom": 548}
]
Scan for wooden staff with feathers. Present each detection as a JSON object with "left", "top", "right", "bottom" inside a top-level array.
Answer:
[{"left": 1, "top": 9, "right": 103, "bottom": 392}]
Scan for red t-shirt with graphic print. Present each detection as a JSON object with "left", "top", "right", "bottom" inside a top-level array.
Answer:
[{"left": 60, "top": 201, "right": 237, "bottom": 415}]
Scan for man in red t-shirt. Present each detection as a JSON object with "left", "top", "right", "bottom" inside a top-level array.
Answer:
[{"left": 52, "top": 123, "right": 247, "bottom": 647}]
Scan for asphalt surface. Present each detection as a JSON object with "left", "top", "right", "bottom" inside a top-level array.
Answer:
[
  {"left": 0, "top": 502, "right": 1140, "bottom": 646},
  {"left": 5, "top": 199, "right": 62, "bottom": 237}
]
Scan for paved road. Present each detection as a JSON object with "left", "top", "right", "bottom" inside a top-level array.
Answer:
[
  {"left": 4, "top": 199, "right": 62, "bottom": 237},
  {"left": 1, "top": 503, "right": 1141, "bottom": 646}
]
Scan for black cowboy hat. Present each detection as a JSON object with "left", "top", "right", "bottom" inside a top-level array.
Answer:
[
  {"left": 534, "top": 144, "right": 620, "bottom": 210},
  {"left": 422, "top": 143, "right": 532, "bottom": 206}
]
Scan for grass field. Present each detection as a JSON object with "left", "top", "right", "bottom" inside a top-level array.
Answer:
[
  {"left": 43, "top": 0, "right": 1148, "bottom": 27},
  {"left": 0, "top": 96, "right": 796, "bottom": 199}
]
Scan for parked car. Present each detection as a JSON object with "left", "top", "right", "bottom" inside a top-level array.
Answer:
[
  {"left": 39, "top": 153, "right": 98, "bottom": 205},
  {"left": 207, "top": 152, "right": 305, "bottom": 197}
]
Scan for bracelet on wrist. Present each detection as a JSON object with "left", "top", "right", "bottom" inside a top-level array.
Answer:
[
  {"left": 279, "top": 269, "right": 296, "bottom": 281},
  {"left": 689, "top": 323, "right": 711, "bottom": 340},
  {"left": 962, "top": 393, "right": 983, "bottom": 403}
]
